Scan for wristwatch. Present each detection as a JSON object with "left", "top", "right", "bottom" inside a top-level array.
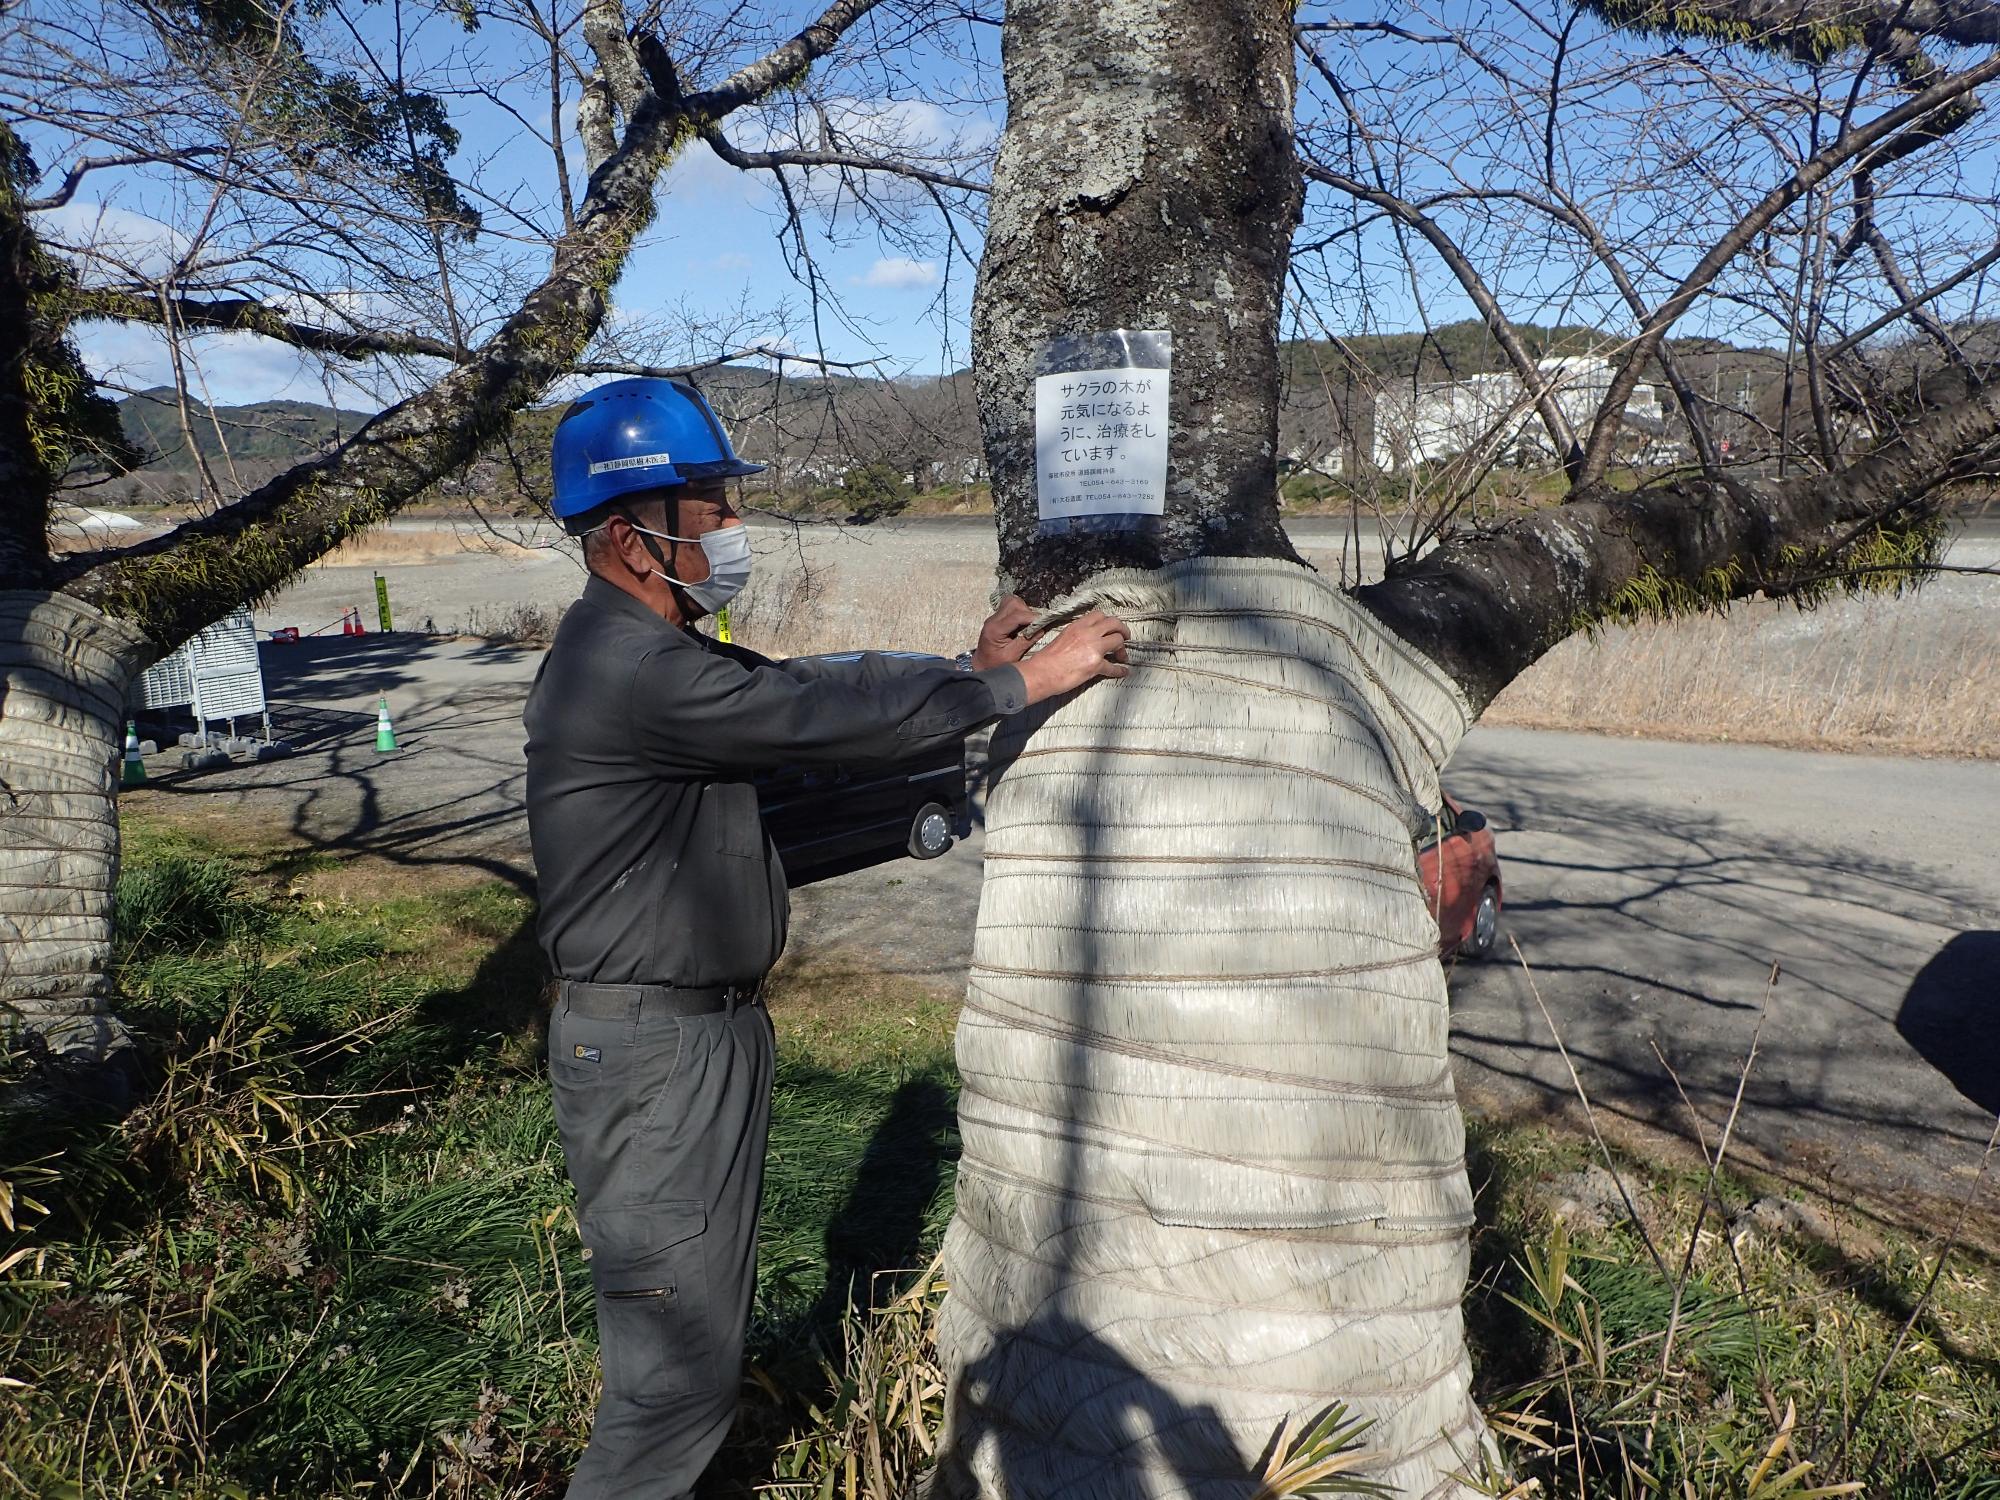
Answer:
[{"left": 953, "top": 650, "right": 975, "bottom": 672}]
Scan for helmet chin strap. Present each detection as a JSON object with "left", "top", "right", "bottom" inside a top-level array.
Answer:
[{"left": 622, "top": 498, "right": 705, "bottom": 621}]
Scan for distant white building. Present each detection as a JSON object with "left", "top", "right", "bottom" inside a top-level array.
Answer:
[{"left": 1370, "top": 355, "right": 1661, "bottom": 472}]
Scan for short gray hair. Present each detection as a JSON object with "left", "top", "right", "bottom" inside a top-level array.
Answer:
[{"left": 579, "top": 493, "right": 671, "bottom": 575}]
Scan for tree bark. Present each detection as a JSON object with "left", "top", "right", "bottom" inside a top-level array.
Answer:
[{"left": 973, "top": 0, "right": 1303, "bottom": 603}]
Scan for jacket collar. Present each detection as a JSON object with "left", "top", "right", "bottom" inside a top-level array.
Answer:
[{"left": 581, "top": 573, "right": 689, "bottom": 640}]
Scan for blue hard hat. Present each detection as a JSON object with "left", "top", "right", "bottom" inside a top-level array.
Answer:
[{"left": 550, "top": 378, "right": 765, "bottom": 524}]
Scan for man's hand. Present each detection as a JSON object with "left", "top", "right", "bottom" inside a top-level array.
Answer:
[
  {"left": 971, "top": 595, "right": 1039, "bottom": 671},
  {"left": 1017, "top": 609, "right": 1130, "bottom": 705}
]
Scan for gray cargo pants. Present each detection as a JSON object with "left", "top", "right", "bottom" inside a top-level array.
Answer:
[{"left": 548, "top": 981, "right": 774, "bottom": 1500}]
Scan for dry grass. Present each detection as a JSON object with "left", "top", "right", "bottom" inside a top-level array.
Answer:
[
  {"left": 1488, "top": 592, "right": 1999, "bottom": 758},
  {"left": 735, "top": 555, "right": 1996, "bottom": 759},
  {"left": 315, "top": 528, "right": 526, "bottom": 568},
  {"left": 729, "top": 558, "right": 992, "bottom": 661}
]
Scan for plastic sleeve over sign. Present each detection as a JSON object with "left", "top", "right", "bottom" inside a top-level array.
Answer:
[{"left": 1032, "top": 328, "right": 1172, "bottom": 541}]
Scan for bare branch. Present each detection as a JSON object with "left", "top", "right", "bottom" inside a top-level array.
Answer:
[
  {"left": 1582, "top": 0, "right": 2000, "bottom": 52},
  {"left": 1577, "top": 52, "right": 2000, "bottom": 485},
  {"left": 74, "top": 288, "right": 462, "bottom": 360},
  {"left": 1360, "top": 374, "right": 2000, "bottom": 713},
  {"left": 699, "top": 125, "right": 988, "bottom": 194},
  {"left": 25, "top": 147, "right": 224, "bottom": 211},
  {"left": 684, "top": 0, "right": 884, "bottom": 117},
  {"left": 1825, "top": 236, "right": 2000, "bottom": 357},
  {"left": 583, "top": 0, "right": 649, "bottom": 122},
  {"left": 575, "top": 347, "right": 887, "bottom": 378},
  {"left": 1303, "top": 158, "right": 1585, "bottom": 478}
]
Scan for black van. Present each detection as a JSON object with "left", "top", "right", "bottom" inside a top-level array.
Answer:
[{"left": 754, "top": 651, "right": 971, "bottom": 884}]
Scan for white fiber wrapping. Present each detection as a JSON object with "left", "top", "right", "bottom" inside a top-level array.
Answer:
[{"left": 935, "top": 558, "right": 1492, "bottom": 1498}]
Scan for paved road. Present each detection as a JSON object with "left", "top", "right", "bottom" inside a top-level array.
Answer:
[{"left": 127, "top": 631, "right": 2000, "bottom": 1226}]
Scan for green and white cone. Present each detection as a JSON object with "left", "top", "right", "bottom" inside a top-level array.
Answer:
[
  {"left": 121, "top": 720, "right": 146, "bottom": 786},
  {"left": 374, "top": 696, "right": 398, "bottom": 752}
]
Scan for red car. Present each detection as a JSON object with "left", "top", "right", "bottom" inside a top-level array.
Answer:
[{"left": 1417, "top": 793, "right": 1503, "bottom": 960}]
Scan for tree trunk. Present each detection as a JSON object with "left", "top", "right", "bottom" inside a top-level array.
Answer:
[
  {"left": 0, "top": 592, "right": 150, "bottom": 1061},
  {"left": 938, "top": 560, "right": 1493, "bottom": 1498},
  {"left": 938, "top": 1, "right": 1494, "bottom": 1493},
  {"left": 972, "top": 0, "right": 1302, "bottom": 604}
]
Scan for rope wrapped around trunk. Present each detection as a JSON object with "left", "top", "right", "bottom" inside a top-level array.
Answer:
[{"left": 936, "top": 556, "right": 1492, "bottom": 1499}]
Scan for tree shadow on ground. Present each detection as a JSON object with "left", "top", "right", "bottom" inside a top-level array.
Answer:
[
  {"left": 1442, "top": 745, "right": 2000, "bottom": 1239},
  {"left": 935, "top": 1317, "right": 1254, "bottom": 1499}
]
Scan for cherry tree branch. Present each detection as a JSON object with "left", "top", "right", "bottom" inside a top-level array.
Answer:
[
  {"left": 74, "top": 288, "right": 462, "bottom": 360},
  {"left": 52, "top": 0, "right": 886, "bottom": 651},
  {"left": 698, "top": 125, "right": 988, "bottom": 193},
  {"left": 1576, "top": 53, "right": 2000, "bottom": 485}
]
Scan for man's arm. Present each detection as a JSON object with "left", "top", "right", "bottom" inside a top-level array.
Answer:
[
  {"left": 771, "top": 596, "right": 1041, "bottom": 686},
  {"left": 630, "top": 645, "right": 1013, "bottom": 777},
  {"left": 630, "top": 611, "right": 1126, "bottom": 777}
]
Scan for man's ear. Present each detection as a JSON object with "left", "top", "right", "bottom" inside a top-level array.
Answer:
[{"left": 608, "top": 498, "right": 673, "bottom": 577}]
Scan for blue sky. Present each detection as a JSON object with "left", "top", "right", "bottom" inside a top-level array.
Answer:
[
  {"left": 39, "top": 0, "right": 999, "bottom": 409},
  {"left": 31, "top": 1, "right": 2000, "bottom": 412}
]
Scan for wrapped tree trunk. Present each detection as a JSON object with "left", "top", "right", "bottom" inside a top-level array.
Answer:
[
  {"left": 936, "top": 0, "right": 1494, "bottom": 1493},
  {"left": 0, "top": 594, "right": 151, "bottom": 1059}
]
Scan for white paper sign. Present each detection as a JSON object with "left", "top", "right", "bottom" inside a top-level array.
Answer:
[{"left": 1034, "top": 364, "right": 1169, "bottom": 522}]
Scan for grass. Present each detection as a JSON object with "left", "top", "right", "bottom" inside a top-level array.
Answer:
[
  {"left": 4, "top": 824, "right": 1997, "bottom": 1497},
  {"left": 728, "top": 547, "right": 1997, "bottom": 760},
  {"left": 1485, "top": 589, "right": 2000, "bottom": 758},
  {"left": 314, "top": 528, "right": 521, "bottom": 569}
]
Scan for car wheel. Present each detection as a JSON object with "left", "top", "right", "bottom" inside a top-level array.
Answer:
[
  {"left": 908, "top": 802, "right": 954, "bottom": 860},
  {"left": 1463, "top": 883, "right": 1500, "bottom": 959}
]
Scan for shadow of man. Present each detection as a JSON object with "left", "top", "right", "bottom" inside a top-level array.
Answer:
[
  {"left": 1897, "top": 930, "right": 2000, "bottom": 1115},
  {"left": 812, "top": 1075, "right": 957, "bottom": 1330}
]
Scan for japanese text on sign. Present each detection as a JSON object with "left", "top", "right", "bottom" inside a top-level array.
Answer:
[{"left": 1034, "top": 365, "right": 1169, "bottom": 521}]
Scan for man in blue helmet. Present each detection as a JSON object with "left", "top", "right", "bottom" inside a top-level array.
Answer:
[{"left": 523, "top": 378, "right": 1128, "bottom": 1499}]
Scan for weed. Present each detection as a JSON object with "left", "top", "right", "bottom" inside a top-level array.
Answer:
[{"left": 460, "top": 601, "right": 566, "bottom": 644}]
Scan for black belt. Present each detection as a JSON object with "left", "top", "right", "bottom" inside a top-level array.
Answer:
[{"left": 557, "top": 979, "right": 762, "bottom": 1020}]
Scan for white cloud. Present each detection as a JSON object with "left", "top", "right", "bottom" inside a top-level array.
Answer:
[
  {"left": 71, "top": 320, "right": 406, "bottom": 410},
  {"left": 856, "top": 256, "right": 940, "bottom": 291},
  {"left": 36, "top": 201, "right": 192, "bottom": 280}
]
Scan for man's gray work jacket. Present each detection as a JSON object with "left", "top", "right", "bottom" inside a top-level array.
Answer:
[{"left": 524, "top": 576, "right": 1025, "bottom": 987}]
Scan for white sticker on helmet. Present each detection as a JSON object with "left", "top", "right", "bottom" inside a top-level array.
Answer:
[{"left": 588, "top": 453, "right": 673, "bottom": 475}]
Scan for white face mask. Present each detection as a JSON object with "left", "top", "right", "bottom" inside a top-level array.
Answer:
[{"left": 628, "top": 518, "right": 752, "bottom": 615}]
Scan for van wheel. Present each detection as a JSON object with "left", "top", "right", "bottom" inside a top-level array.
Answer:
[{"left": 908, "top": 803, "right": 954, "bottom": 859}]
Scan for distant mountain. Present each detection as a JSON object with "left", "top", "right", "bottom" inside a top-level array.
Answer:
[{"left": 117, "top": 387, "right": 376, "bottom": 474}]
